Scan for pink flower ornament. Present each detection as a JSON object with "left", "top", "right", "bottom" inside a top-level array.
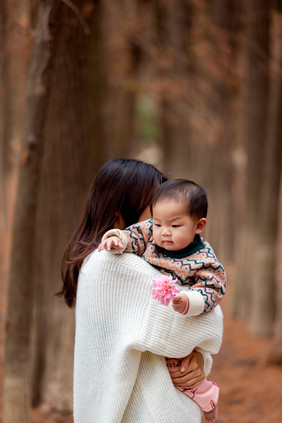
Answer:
[{"left": 151, "top": 275, "right": 180, "bottom": 306}]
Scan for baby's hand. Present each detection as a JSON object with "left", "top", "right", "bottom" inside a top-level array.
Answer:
[
  {"left": 172, "top": 293, "right": 189, "bottom": 314},
  {"left": 98, "top": 236, "right": 124, "bottom": 252}
]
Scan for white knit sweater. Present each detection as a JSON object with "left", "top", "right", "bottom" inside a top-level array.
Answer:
[{"left": 74, "top": 250, "right": 223, "bottom": 423}]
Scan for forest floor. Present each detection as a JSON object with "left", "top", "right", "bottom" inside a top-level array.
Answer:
[{"left": 29, "top": 292, "right": 282, "bottom": 423}]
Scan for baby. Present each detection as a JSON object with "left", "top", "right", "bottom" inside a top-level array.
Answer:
[{"left": 99, "top": 178, "right": 226, "bottom": 422}]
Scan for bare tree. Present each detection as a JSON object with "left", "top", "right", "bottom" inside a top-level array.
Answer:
[
  {"left": 156, "top": 0, "right": 193, "bottom": 176},
  {"left": 31, "top": 0, "right": 141, "bottom": 410},
  {"left": 3, "top": 1, "right": 60, "bottom": 421},
  {"left": 30, "top": 0, "right": 105, "bottom": 410},
  {"left": 203, "top": 0, "right": 241, "bottom": 261},
  {"left": 249, "top": 10, "right": 282, "bottom": 336},
  {"left": 231, "top": 0, "right": 271, "bottom": 320}
]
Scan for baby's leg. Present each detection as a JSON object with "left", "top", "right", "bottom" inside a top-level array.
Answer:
[
  {"left": 181, "top": 378, "right": 219, "bottom": 423},
  {"left": 166, "top": 359, "right": 219, "bottom": 422}
]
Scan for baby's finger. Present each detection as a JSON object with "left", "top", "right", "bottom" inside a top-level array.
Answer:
[
  {"left": 113, "top": 241, "right": 124, "bottom": 249},
  {"left": 106, "top": 240, "right": 115, "bottom": 250},
  {"left": 98, "top": 242, "right": 106, "bottom": 252}
]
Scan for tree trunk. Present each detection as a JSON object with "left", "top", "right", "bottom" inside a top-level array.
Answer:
[
  {"left": 30, "top": 0, "right": 104, "bottom": 411},
  {"left": 231, "top": 0, "right": 270, "bottom": 320},
  {"left": 98, "top": 0, "right": 140, "bottom": 158},
  {"left": 0, "top": 0, "right": 7, "bottom": 230},
  {"left": 156, "top": 0, "right": 193, "bottom": 176},
  {"left": 272, "top": 17, "right": 282, "bottom": 351},
  {"left": 272, "top": 179, "right": 282, "bottom": 362},
  {"left": 204, "top": 0, "right": 241, "bottom": 261},
  {"left": 3, "top": 1, "right": 59, "bottom": 422},
  {"left": 30, "top": 0, "right": 144, "bottom": 411},
  {"left": 249, "top": 12, "right": 282, "bottom": 336},
  {"left": 0, "top": 0, "right": 31, "bottom": 229}
]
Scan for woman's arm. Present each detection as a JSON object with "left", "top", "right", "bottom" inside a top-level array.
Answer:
[
  {"left": 85, "top": 250, "right": 223, "bottom": 372},
  {"left": 111, "top": 253, "right": 224, "bottom": 359}
]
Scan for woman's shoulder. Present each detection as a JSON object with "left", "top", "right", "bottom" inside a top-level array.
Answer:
[{"left": 82, "top": 249, "right": 160, "bottom": 277}]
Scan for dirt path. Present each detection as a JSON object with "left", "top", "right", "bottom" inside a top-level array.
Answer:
[{"left": 210, "top": 311, "right": 282, "bottom": 423}]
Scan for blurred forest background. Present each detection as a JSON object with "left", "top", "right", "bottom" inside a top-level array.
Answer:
[{"left": 0, "top": 0, "right": 281, "bottom": 422}]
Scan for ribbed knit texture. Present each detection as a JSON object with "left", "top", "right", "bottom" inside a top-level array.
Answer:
[{"left": 74, "top": 250, "right": 223, "bottom": 423}]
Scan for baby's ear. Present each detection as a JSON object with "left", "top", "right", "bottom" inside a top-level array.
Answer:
[{"left": 196, "top": 218, "right": 207, "bottom": 234}]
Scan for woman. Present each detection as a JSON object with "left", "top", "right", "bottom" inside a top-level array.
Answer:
[{"left": 59, "top": 159, "right": 223, "bottom": 423}]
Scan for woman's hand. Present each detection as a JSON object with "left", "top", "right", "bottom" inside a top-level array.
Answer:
[{"left": 169, "top": 350, "right": 205, "bottom": 390}]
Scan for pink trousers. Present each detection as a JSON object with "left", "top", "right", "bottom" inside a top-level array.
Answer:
[{"left": 178, "top": 378, "right": 219, "bottom": 412}]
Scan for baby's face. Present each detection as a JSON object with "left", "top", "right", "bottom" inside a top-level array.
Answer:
[{"left": 152, "top": 198, "right": 199, "bottom": 251}]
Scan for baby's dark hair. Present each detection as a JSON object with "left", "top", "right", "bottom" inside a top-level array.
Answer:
[{"left": 150, "top": 178, "right": 208, "bottom": 219}]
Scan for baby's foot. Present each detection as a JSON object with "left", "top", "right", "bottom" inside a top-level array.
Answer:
[{"left": 204, "top": 403, "right": 218, "bottom": 423}]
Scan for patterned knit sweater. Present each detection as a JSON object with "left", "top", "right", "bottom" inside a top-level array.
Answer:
[
  {"left": 74, "top": 250, "right": 223, "bottom": 423},
  {"left": 103, "top": 219, "right": 226, "bottom": 316}
]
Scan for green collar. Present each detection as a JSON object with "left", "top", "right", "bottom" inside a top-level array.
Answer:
[{"left": 157, "top": 234, "right": 205, "bottom": 259}]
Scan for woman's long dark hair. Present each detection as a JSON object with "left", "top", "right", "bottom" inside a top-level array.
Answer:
[{"left": 58, "top": 158, "right": 166, "bottom": 307}]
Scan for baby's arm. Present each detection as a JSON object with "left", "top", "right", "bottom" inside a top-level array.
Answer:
[
  {"left": 170, "top": 263, "right": 226, "bottom": 317},
  {"left": 173, "top": 262, "right": 226, "bottom": 317},
  {"left": 99, "top": 219, "right": 153, "bottom": 256},
  {"left": 192, "top": 259, "right": 226, "bottom": 313}
]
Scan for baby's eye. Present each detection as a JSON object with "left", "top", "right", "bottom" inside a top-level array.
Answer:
[
  {"left": 172, "top": 225, "right": 181, "bottom": 228},
  {"left": 154, "top": 223, "right": 161, "bottom": 227}
]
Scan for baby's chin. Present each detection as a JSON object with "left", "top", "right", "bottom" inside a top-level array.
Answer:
[{"left": 160, "top": 241, "right": 177, "bottom": 250}]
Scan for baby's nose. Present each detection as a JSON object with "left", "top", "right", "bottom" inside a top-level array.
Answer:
[{"left": 162, "top": 227, "right": 171, "bottom": 235}]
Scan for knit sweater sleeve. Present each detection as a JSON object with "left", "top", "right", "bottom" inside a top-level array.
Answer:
[
  {"left": 136, "top": 279, "right": 223, "bottom": 361},
  {"left": 190, "top": 254, "right": 226, "bottom": 313},
  {"left": 102, "top": 219, "right": 153, "bottom": 256}
]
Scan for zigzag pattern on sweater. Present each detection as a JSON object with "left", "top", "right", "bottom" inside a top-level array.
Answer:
[
  {"left": 125, "top": 221, "right": 153, "bottom": 256},
  {"left": 195, "top": 288, "right": 218, "bottom": 312},
  {"left": 142, "top": 242, "right": 226, "bottom": 312},
  {"left": 124, "top": 219, "right": 226, "bottom": 313}
]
